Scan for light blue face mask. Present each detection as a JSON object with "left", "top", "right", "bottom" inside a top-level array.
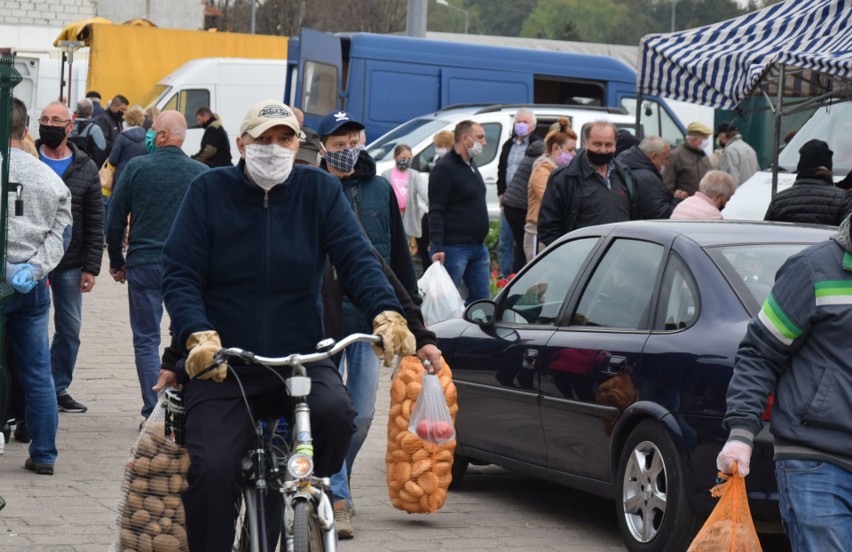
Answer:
[{"left": 145, "top": 129, "right": 159, "bottom": 153}]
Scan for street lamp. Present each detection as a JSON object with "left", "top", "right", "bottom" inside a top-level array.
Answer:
[
  {"left": 671, "top": 0, "right": 676, "bottom": 32},
  {"left": 436, "top": 0, "right": 469, "bottom": 34}
]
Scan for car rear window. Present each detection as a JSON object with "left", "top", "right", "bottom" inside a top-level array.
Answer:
[{"left": 706, "top": 244, "right": 811, "bottom": 313}]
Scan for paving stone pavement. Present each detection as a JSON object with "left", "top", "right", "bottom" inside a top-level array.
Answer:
[{"left": 0, "top": 252, "right": 627, "bottom": 551}]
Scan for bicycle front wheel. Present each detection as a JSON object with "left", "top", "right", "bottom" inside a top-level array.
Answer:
[{"left": 293, "top": 499, "right": 324, "bottom": 552}]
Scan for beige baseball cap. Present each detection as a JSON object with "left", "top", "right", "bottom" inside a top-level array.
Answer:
[{"left": 240, "top": 100, "right": 301, "bottom": 138}]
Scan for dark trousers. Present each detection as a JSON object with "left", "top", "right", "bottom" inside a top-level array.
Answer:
[
  {"left": 181, "top": 364, "right": 356, "bottom": 552},
  {"left": 416, "top": 213, "right": 432, "bottom": 269},
  {"left": 503, "top": 204, "right": 528, "bottom": 274}
]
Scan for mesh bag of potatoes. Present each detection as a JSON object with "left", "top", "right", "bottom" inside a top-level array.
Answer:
[
  {"left": 111, "top": 398, "right": 190, "bottom": 552},
  {"left": 687, "top": 465, "right": 762, "bottom": 552},
  {"left": 386, "top": 356, "right": 458, "bottom": 514}
]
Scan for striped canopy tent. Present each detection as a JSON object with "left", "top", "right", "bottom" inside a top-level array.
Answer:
[{"left": 636, "top": 0, "right": 852, "bottom": 193}]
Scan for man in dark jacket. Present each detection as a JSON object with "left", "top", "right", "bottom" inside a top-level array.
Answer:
[
  {"left": 36, "top": 101, "right": 104, "bottom": 414},
  {"left": 160, "top": 100, "right": 415, "bottom": 551},
  {"left": 429, "top": 120, "right": 491, "bottom": 302},
  {"left": 617, "top": 136, "right": 680, "bottom": 219},
  {"left": 191, "top": 106, "right": 232, "bottom": 167},
  {"left": 538, "top": 121, "right": 638, "bottom": 246},
  {"left": 718, "top": 213, "right": 852, "bottom": 550},
  {"left": 764, "top": 139, "right": 852, "bottom": 225},
  {"left": 93, "top": 94, "right": 128, "bottom": 155},
  {"left": 106, "top": 111, "right": 208, "bottom": 419},
  {"left": 497, "top": 109, "right": 541, "bottom": 275},
  {"left": 317, "top": 110, "right": 424, "bottom": 538},
  {"left": 503, "top": 139, "right": 545, "bottom": 272},
  {"left": 664, "top": 121, "right": 712, "bottom": 196}
]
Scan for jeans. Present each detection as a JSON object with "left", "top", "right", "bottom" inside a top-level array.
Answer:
[
  {"left": 50, "top": 267, "right": 83, "bottom": 397},
  {"left": 497, "top": 211, "right": 514, "bottom": 277},
  {"left": 330, "top": 341, "right": 381, "bottom": 506},
  {"left": 776, "top": 458, "right": 852, "bottom": 551},
  {"left": 4, "top": 280, "right": 59, "bottom": 464},
  {"left": 443, "top": 243, "right": 491, "bottom": 304},
  {"left": 127, "top": 264, "right": 164, "bottom": 418}
]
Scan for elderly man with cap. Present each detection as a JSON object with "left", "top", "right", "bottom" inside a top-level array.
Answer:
[
  {"left": 718, "top": 121, "right": 759, "bottom": 186},
  {"left": 664, "top": 121, "right": 713, "bottom": 197},
  {"left": 764, "top": 139, "right": 852, "bottom": 225},
  {"left": 316, "top": 110, "right": 422, "bottom": 538},
  {"left": 160, "top": 100, "right": 416, "bottom": 551}
]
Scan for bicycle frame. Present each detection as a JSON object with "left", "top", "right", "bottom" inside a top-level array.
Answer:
[{"left": 213, "top": 333, "right": 382, "bottom": 552}]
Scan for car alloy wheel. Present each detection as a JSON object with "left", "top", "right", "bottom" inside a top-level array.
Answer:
[{"left": 616, "top": 420, "right": 701, "bottom": 552}]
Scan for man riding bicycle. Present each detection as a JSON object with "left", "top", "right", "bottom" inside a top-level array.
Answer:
[{"left": 159, "top": 100, "right": 416, "bottom": 551}]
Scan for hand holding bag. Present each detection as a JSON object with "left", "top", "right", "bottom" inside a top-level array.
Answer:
[
  {"left": 417, "top": 262, "right": 464, "bottom": 326},
  {"left": 100, "top": 161, "right": 115, "bottom": 191}
]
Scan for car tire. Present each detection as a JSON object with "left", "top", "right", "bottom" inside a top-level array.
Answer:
[
  {"left": 616, "top": 419, "right": 701, "bottom": 552},
  {"left": 449, "top": 453, "right": 469, "bottom": 488}
]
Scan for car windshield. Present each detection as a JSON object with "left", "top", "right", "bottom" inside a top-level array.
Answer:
[
  {"left": 138, "top": 85, "right": 170, "bottom": 110},
  {"left": 367, "top": 117, "right": 452, "bottom": 162},
  {"left": 778, "top": 102, "right": 852, "bottom": 176},
  {"left": 706, "top": 243, "right": 811, "bottom": 312}
]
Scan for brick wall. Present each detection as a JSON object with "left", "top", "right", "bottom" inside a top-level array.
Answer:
[{"left": 0, "top": 0, "right": 96, "bottom": 26}]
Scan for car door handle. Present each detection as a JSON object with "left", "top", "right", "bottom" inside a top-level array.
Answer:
[
  {"left": 602, "top": 355, "right": 627, "bottom": 376},
  {"left": 522, "top": 349, "right": 539, "bottom": 371}
]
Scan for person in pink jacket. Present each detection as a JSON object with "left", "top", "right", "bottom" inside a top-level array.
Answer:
[{"left": 670, "top": 170, "right": 735, "bottom": 220}]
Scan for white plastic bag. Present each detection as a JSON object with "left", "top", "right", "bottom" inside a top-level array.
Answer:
[
  {"left": 418, "top": 262, "right": 464, "bottom": 325},
  {"left": 408, "top": 373, "right": 456, "bottom": 444}
]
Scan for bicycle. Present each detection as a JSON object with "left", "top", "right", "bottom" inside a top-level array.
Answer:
[{"left": 187, "top": 332, "right": 382, "bottom": 552}]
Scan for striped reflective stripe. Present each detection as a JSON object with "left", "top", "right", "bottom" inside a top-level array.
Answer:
[
  {"left": 757, "top": 293, "right": 802, "bottom": 346},
  {"left": 815, "top": 280, "right": 852, "bottom": 306},
  {"left": 638, "top": 0, "right": 852, "bottom": 109}
]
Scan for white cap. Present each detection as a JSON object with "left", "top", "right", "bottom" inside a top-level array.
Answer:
[{"left": 239, "top": 100, "right": 301, "bottom": 138}]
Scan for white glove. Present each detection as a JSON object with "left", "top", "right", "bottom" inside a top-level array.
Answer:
[{"left": 716, "top": 440, "right": 752, "bottom": 476}]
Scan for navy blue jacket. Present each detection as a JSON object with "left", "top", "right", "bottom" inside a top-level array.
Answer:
[{"left": 162, "top": 162, "right": 403, "bottom": 357}]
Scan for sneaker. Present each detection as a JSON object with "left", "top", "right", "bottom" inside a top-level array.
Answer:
[
  {"left": 24, "top": 457, "right": 54, "bottom": 476},
  {"left": 13, "top": 421, "right": 31, "bottom": 444},
  {"left": 58, "top": 394, "right": 87, "bottom": 413},
  {"left": 333, "top": 500, "right": 354, "bottom": 539}
]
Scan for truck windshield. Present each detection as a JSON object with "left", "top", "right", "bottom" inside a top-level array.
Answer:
[
  {"left": 367, "top": 117, "right": 452, "bottom": 163},
  {"left": 778, "top": 102, "right": 852, "bottom": 176},
  {"left": 139, "top": 85, "right": 170, "bottom": 109}
]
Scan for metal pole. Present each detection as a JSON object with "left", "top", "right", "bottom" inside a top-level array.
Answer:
[
  {"left": 250, "top": 0, "right": 256, "bottom": 34},
  {"left": 464, "top": 10, "right": 469, "bottom": 34},
  {"left": 771, "top": 65, "right": 785, "bottom": 198},
  {"left": 406, "top": 0, "right": 428, "bottom": 38},
  {"left": 671, "top": 0, "right": 676, "bottom": 32}
]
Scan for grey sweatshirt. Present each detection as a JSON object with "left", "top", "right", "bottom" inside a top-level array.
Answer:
[{"left": 6, "top": 147, "right": 72, "bottom": 279}]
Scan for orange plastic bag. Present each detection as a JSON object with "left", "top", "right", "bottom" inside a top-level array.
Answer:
[
  {"left": 687, "top": 465, "right": 762, "bottom": 552},
  {"left": 385, "top": 356, "right": 458, "bottom": 514}
]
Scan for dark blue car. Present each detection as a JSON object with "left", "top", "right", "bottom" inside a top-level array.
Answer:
[{"left": 432, "top": 220, "right": 834, "bottom": 552}]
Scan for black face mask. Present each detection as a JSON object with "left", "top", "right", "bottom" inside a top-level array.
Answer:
[
  {"left": 586, "top": 150, "right": 614, "bottom": 166},
  {"left": 38, "top": 124, "right": 67, "bottom": 149}
]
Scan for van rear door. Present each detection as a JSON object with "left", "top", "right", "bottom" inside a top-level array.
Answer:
[
  {"left": 441, "top": 68, "right": 531, "bottom": 106},
  {"left": 287, "top": 29, "right": 343, "bottom": 131}
]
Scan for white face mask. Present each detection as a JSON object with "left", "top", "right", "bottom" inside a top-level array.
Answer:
[
  {"left": 435, "top": 147, "right": 449, "bottom": 157},
  {"left": 467, "top": 139, "right": 483, "bottom": 158},
  {"left": 700, "top": 138, "right": 711, "bottom": 150},
  {"left": 245, "top": 143, "right": 295, "bottom": 191}
]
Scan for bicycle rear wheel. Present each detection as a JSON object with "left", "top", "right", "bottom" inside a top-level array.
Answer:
[
  {"left": 234, "top": 490, "right": 258, "bottom": 552},
  {"left": 293, "top": 499, "right": 324, "bottom": 552}
]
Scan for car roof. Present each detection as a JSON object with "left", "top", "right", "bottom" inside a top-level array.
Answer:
[{"left": 562, "top": 220, "right": 837, "bottom": 248}]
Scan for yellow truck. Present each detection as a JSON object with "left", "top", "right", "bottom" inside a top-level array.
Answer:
[{"left": 54, "top": 18, "right": 287, "bottom": 105}]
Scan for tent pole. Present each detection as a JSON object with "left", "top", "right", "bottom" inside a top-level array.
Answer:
[
  {"left": 771, "top": 65, "right": 785, "bottom": 199},
  {"left": 634, "top": 90, "right": 643, "bottom": 138}
]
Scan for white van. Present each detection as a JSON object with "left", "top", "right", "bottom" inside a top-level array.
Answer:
[
  {"left": 366, "top": 104, "right": 641, "bottom": 219},
  {"left": 724, "top": 101, "right": 852, "bottom": 220},
  {"left": 138, "top": 57, "right": 288, "bottom": 164}
]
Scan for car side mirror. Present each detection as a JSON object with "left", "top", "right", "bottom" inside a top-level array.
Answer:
[{"left": 463, "top": 299, "right": 496, "bottom": 326}]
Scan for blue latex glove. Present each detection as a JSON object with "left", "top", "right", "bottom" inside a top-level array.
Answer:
[{"left": 9, "top": 264, "right": 37, "bottom": 294}]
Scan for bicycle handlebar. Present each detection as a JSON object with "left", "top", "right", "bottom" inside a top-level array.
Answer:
[{"left": 212, "top": 333, "right": 383, "bottom": 368}]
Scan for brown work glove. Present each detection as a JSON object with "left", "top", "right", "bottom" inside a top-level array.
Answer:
[
  {"left": 372, "top": 311, "right": 416, "bottom": 367},
  {"left": 185, "top": 330, "right": 228, "bottom": 382}
]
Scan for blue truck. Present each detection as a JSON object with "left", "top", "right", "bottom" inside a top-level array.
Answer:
[{"left": 284, "top": 29, "right": 685, "bottom": 143}]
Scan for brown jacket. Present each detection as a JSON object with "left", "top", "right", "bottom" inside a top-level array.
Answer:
[
  {"left": 664, "top": 143, "right": 711, "bottom": 196},
  {"left": 526, "top": 156, "right": 558, "bottom": 223}
]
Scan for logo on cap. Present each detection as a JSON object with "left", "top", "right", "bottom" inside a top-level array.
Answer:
[
  {"left": 258, "top": 105, "right": 291, "bottom": 119},
  {"left": 333, "top": 111, "right": 349, "bottom": 121}
]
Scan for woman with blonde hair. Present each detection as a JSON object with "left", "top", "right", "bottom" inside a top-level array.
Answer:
[{"left": 525, "top": 118, "right": 577, "bottom": 261}]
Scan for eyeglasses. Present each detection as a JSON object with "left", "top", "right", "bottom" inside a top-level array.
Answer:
[{"left": 39, "top": 117, "right": 71, "bottom": 126}]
